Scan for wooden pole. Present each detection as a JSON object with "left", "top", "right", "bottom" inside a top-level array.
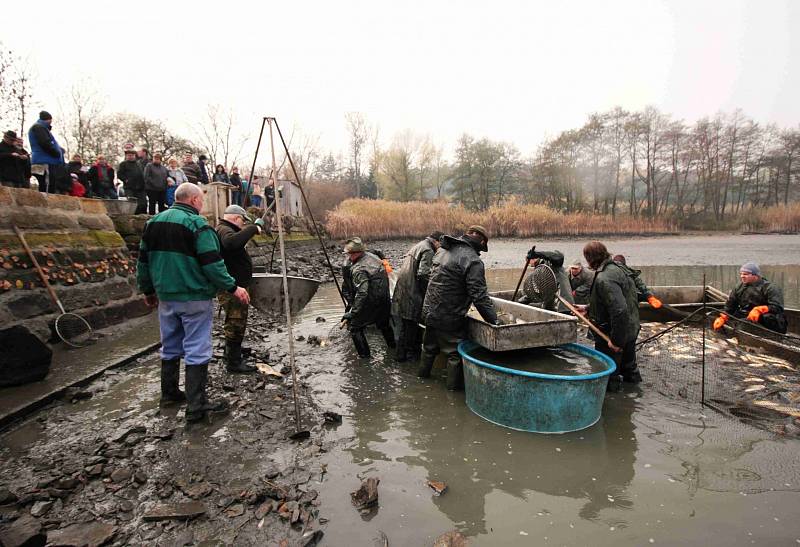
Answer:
[{"left": 267, "top": 118, "right": 302, "bottom": 433}]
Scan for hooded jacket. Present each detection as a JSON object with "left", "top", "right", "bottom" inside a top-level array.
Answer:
[
  {"left": 588, "top": 258, "right": 640, "bottom": 347},
  {"left": 393, "top": 237, "right": 437, "bottom": 322},
  {"left": 614, "top": 262, "right": 653, "bottom": 302},
  {"left": 421, "top": 235, "right": 497, "bottom": 331}
]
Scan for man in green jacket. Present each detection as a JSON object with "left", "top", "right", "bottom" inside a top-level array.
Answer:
[
  {"left": 137, "top": 183, "right": 250, "bottom": 423},
  {"left": 584, "top": 241, "right": 641, "bottom": 384}
]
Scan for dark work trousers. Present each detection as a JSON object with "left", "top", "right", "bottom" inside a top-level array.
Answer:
[
  {"left": 349, "top": 313, "right": 395, "bottom": 358},
  {"left": 420, "top": 325, "right": 466, "bottom": 390},
  {"left": 147, "top": 190, "right": 167, "bottom": 214},
  {"left": 594, "top": 336, "right": 638, "bottom": 380},
  {"left": 396, "top": 318, "right": 422, "bottom": 360},
  {"left": 129, "top": 189, "right": 148, "bottom": 214}
]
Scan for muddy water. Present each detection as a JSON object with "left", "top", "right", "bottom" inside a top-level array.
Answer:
[
  {"left": 291, "top": 274, "right": 800, "bottom": 546},
  {"left": 467, "top": 346, "right": 603, "bottom": 376}
]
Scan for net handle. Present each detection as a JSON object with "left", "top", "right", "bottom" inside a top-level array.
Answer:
[{"left": 13, "top": 225, "right": 65, "bottom": 314}]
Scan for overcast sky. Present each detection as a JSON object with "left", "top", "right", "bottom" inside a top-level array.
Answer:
[{"left": 4, "top": 0, "right": 799, "bottom": 160}]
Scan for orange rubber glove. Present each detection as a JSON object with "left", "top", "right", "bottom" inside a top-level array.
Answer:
[
  {"left": 647, "top": 295, "right": 663, "bottom": 309},
  {"left": 382, "top": 259, "right": 393, "bottom": 274},
  {"left": 713, "top": 313, "right": 728, "bottom": 331},
  {"left": 747, "top": 305, "right": 769, "bottom": 322}
]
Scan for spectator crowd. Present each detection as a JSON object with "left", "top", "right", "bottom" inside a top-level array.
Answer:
[{"left": 0, "top": 111, "right": 275, "bottom": 215}]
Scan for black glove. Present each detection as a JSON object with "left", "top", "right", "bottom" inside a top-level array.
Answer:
[
  {"left": 526, "top": 246, "right": 538, "bottom": 261},
  {"left": 342, "top": 311, "right": 353, "bottom": 322}
]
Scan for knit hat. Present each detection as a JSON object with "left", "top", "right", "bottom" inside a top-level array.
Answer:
[
  {"left": 740, "top": 262, "right": 761, "bottom": 276},
  {"left": 39, "top": 111, "right": 52, "bottom": 121},
  {"left": 343, "top": 238, "right": 365, "bottom": 253},
  {"left": 466, "top": 225, "right": 489, "bottom": 252}
]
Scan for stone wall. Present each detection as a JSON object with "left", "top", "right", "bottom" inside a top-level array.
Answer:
[{"left": 0, "top": 188, "right": 150, "bottom": 341}]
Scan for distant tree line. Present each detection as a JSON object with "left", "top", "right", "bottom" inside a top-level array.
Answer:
[{"left": 295, "top": 108, "right": 799, "bottom": 222}]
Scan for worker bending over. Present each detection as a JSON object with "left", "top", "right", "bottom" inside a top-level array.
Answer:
[
  {"left": 341, "top": 238, "right": 395, "bottom": 358},
  {"left": 522, "top": 247, "right": 575, "bottom": 313},
  {"left": 215, "top": 205, "right": 269, "bottom": 373}
]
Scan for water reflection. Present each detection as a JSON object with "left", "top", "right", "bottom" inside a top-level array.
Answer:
[{"left": 337, "top": 344, "right": 640, "bottom": 535}]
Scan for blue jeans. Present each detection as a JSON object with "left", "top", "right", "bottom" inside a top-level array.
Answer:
[
  {"left": 232, "top": 191, "right": 241, "bottom": 206},
  {"left": 158, "top": 300, "right": 214, "bottom": 365}
]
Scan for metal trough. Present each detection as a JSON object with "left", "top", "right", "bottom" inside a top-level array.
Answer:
[
  {"left": 248, "top": 273, "right": 321, "bottom": 315},
  {"left": 467, "top": 296, "right": 577, "bottom": 352}
]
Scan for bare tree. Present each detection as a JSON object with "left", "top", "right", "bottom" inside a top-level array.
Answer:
[
  {"left": 59, "top": 79, "right": 105, "bottom": 160},
  {"left": 0, "top": 46, "right": 37, "bottom": 136},
  {"left": 194, "top": 104, "right": 249, "bottom": 171},
  {"left": 345, "top": 112, "right": 369, "bottom": 197}
]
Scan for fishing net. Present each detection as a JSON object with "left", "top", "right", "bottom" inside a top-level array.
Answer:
[
  {"left": 55, "top": 312, "right": 94, "bottom": 348},
  {"left": 637, "top": 311, "right": 800, "bottom": 434},
  {"left": 523, "top": 264, "right": 559, "bottom": 308}
]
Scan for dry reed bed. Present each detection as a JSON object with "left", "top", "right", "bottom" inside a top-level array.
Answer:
[
  {"left": 740, "top": 203, "right": 800, "bottom": 234},
  {"left": 326, "top": 199, "right": 679, "bottom": 239}
]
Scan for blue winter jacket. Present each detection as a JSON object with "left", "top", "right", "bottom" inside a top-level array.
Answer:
[{"left": 28, "top": 120, "right": 64, "bottom": 165}]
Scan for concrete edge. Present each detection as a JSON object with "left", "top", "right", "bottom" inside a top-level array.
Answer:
[{"left": 0, "top": 341, "right": 161, "bottom": 432}]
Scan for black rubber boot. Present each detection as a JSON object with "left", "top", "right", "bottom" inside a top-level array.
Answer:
[
  {"left": 185, "top": 363, "right": 229, "bottom": 423},
  {"left": 622, "top": 366, "right": 642, "bottom": 384},
  {"left": 417, "top": 353, "right": 436, "bottom": 378},
  {"left": 160, "top": 359, "right": 186, "bottom": 405},
  {"left": 395, "top": 329, "right": 409, "bottom": 362},
  {"left": 350, "top": 330, "right": 371, "bottom": 358},
  {"left": 225, "top": 340, "right": 256, "bottom": 374},
  {"left": 445, "top": 356, "right": 465, "bottom": 391},
  {"left": 379, "top": 324, "right": 396, "bottom": 349},
  {"left": 607, "top": 374, "right": 624, "bottom": 392}
]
